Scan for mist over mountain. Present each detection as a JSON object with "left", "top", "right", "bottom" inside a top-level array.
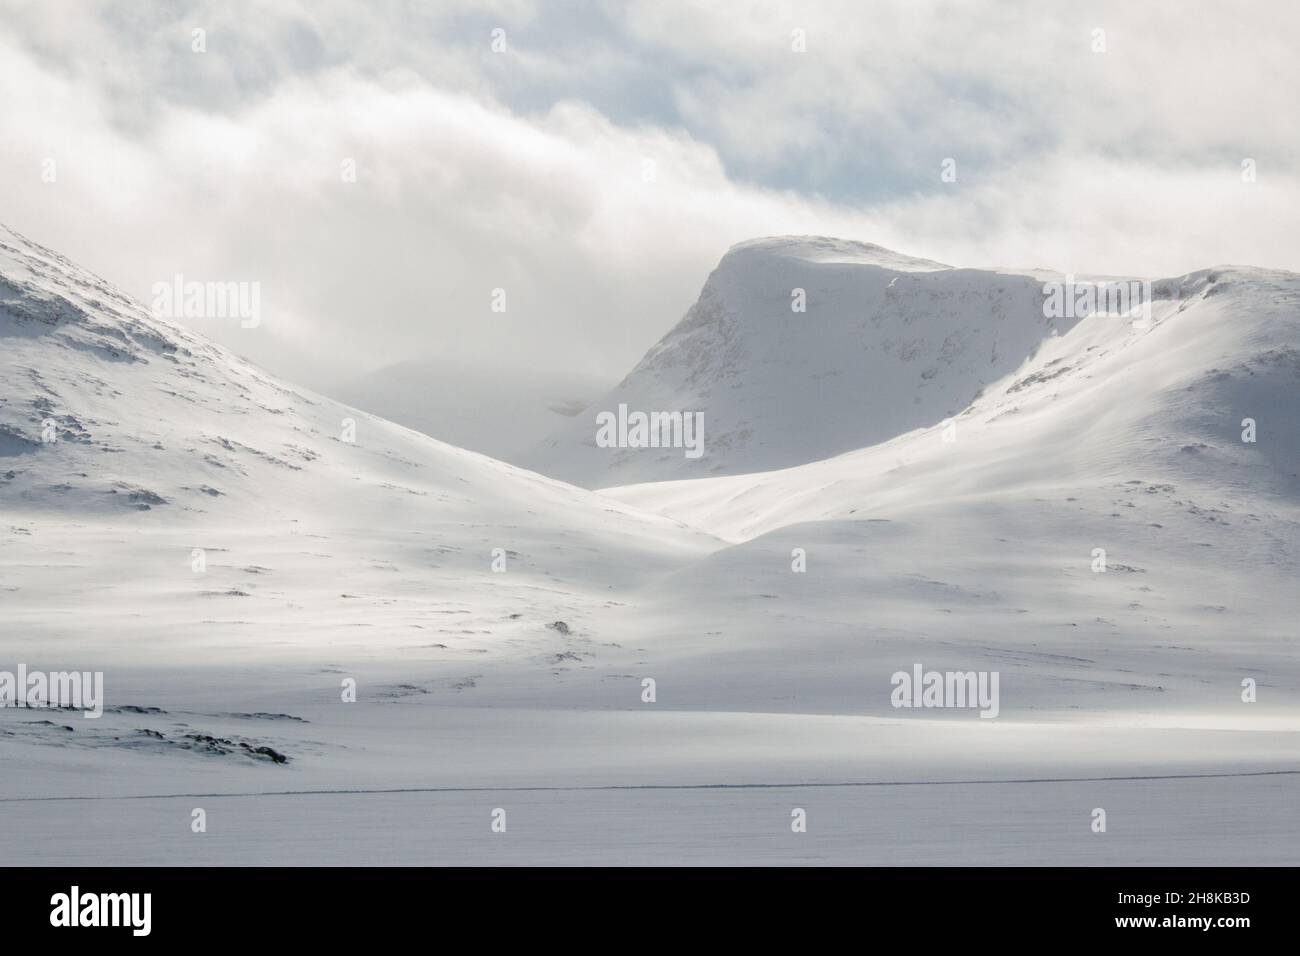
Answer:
[{"left": 327, "top": 356, "right": 610, "bottom": 465}]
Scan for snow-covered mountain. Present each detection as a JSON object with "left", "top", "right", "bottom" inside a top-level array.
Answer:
[
  {"left": 608, "top": 262, "right": 1300, "bottom": 540},
  {"left": 597, "top": 260, "right": 1300, "bottom": 747},
  {"left": 3, "top": 223, "right": 1299, "bottom": 865},
  {"left": 525, "top": 236, "right": 1085, "bottom": 487}
]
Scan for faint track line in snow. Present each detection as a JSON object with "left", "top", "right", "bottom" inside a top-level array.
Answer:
[{"left": 2, "top": 768, "right": 1298, "bottom": 803}]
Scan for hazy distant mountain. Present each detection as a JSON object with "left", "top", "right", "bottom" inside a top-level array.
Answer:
[{"left": 327, "top": 357, "right": 610, "bottom": 465}]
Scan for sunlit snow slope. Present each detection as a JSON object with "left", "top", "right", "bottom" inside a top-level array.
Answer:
[{"left": 601, "top": 258, "right": 1300, "bottom": 727}]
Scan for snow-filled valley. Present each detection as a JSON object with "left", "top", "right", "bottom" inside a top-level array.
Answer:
[{"left": 2, "top": 224, "right": 1298, "bottom": 865}]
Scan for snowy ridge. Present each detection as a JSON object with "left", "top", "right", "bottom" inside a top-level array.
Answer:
[{"left": 0, "top": 222, "right": 696, "bottom": 539}]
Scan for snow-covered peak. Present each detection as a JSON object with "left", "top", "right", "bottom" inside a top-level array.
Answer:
[
  {"left": 525, "top": 237, "right": 1063, "bottom": 487},
  {"left": 608, "top": 260, "right": 1300, "bottom": 541}
]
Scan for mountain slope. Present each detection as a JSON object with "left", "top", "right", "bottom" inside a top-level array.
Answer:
[{"left": 0, "top": 221, "right": 714, "bottom": 671}]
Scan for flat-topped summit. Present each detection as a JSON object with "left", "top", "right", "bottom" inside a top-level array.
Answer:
[{"left": 720, "top": 235, "right": 950, "bottom": 273}]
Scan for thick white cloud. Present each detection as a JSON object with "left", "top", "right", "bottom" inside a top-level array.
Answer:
[{"left": 0, "top": 0, "right": 1296, "bottom": 388}]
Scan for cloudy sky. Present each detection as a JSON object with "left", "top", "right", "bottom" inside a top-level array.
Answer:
[{"left": 2, "top": 0, "right": 1297, "bottom": 389}]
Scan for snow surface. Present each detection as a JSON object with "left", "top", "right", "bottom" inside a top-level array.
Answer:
[{"left": 2, "top": 223, "right": 1298, "bottom": 865}]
